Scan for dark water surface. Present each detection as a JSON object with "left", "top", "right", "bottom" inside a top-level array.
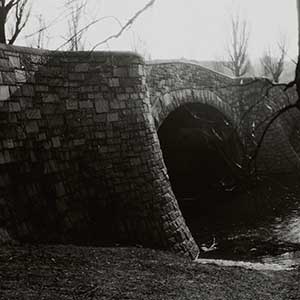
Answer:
[{"left": 179, "top": 175, "right": 300, "bottom": 268}]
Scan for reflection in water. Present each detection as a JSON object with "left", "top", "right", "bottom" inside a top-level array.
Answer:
[
  {"left": 179, "top": 175, "right": 300, "bottom": 268},
  {"left": 261, "top": 251, "right": 300, "bottom": 269},
  {"left": 195, "top": 256, "right": 295, "bottom": 271},
  {"left": 273, "top": 213, "right": 300, "bottom": 244}
]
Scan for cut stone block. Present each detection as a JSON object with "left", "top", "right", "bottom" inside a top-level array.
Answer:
[
  {"left": 95, "top": 100, "right": 109, "bottom": 113},
  {"left": 0, "top": 86, "right": 10, "bottom": 101}
]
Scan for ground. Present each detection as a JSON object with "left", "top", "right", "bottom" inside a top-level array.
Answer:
[{"left": 0, "top": 244, "right": 299, "bottom": 300}]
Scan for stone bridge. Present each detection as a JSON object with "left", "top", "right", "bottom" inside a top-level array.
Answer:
[{"left": 0, "top": 45, "right": 300, "bottom": 258}]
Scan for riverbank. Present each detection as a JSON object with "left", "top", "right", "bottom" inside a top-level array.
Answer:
[{"left": 0, "top": 245, "right": 299, "bottom": 299}]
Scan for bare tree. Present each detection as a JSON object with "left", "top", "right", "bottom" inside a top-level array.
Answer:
[
  {"left": 223, "top": 13, "right": 251, "bottom": 77},
  {"left": 35, "top": 14, "right": 45, "bottom": 49},
  {"left": 57, "top": 0, "right": 156, "bottom": 52},
  {"left": 246, "top": 4, "right": 300, "bottom": 169},
  {"left": 89, "top": 0, "right": 156, "bottom": 52},
  {"left": 63, "top": 0, "right": 87, "bottom": 51},
  {"left": 25, "top": 13, "right": 49, "bottom": 49},
  {"left": 0, "top": 0, "right": 31, "bottom": 44},
  {"left": 260, "top": 40, "right": 286, "bottom": 83},
  {"left": 296, "top": 0, "right": 300, "bottom": 98}
]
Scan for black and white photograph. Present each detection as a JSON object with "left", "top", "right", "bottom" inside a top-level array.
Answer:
[{"left": 0, "top": 0, "right": 299, "bottom": 299}]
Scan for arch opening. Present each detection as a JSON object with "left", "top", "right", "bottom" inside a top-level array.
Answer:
[{"left": 158, "top": 103, "right": 244, "bottom": 203}]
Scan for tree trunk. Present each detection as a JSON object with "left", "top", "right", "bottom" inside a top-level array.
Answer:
[
  {"left": 0, "top": 7, "right": 7, "bottom": 43},
  {"left": 296, "top": 0, "right": 300, "bottom": 97}
]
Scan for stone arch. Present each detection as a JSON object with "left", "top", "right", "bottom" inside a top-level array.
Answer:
[
  {"left": 152, "top": 88, "right": 245, "bottom": 242},
  {"left": 152, "top": 87, "right": 244, "bottom": 191},
  {"left": 151, "top": 88, "right": 243, "bottom": 192},
  {"left": 151, "top": 88, "right": 239, "bottom": 130}
]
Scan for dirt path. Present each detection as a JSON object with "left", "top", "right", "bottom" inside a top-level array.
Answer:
[{"left": 0, "top": 245, "right": 299, "bottom": 299}]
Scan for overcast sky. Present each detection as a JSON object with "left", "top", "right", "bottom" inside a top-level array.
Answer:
[{"left": 17, "top": 0, "right": 298, "bottom": 61}]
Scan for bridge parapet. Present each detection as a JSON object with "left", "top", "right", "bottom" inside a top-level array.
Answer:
[{"left": 146, "top": 60, "right": 236, "bottom": 102}]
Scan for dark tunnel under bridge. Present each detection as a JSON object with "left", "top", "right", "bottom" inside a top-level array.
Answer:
[
  {"left": 157, "top": 103, "right": 244, "bottom": 204},
  {"left": 156, "top": 102, "right": 247, "bottom": 248}
]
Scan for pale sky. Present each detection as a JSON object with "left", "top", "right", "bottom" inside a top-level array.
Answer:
[{"left": 16, "top": 0, "right": 298, "bottom": 61}]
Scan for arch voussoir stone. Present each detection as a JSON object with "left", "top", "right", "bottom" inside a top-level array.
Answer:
[{"left": 152, "top": 88, "right": 238, "bottom": 129}]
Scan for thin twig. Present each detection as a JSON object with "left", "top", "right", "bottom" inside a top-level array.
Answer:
[
  {"left": 89, "top": 0, "right": 156, "bottom": 52},
  {"left": 55, "top": 15, "right": 122, "bottom": 51},
  {"left": 250, "top": 103, "right": 298, "bottom": 171}
]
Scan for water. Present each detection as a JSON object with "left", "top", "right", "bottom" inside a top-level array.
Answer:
[{"left": 179, "top": 175, "right": 300, "bottom": 269}]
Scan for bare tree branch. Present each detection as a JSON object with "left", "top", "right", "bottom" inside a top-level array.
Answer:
[
  {"left": 223, "top": 13, "right": 251, "bottom": 77},
  {"left": 250, "top": 103, "right": 298, "bottom": 171},
  {"left": 296, "top": 0, "right": 300, "bottom": 98},
  {"left": 8, "top": 0, "right": 31, "bottom": 44},
  {"left": 63, "top": 0, "right": 88, "bottom": 51},
  {"left": 0, "top": 0, "right": 30, "bottom": 44},
  {"left": 89, "top": 0, "right": 156, "bottom": 52},
  {"left": 24, "top": 5, "right": 72, "bottom": 39},
  {"left": 261, "top": 39, "right": 286, "bottom": 83},
  {"left": 56, "top": 15, "right": 123, "bottom": 51}
]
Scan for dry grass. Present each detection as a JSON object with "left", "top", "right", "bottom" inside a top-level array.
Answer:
[{"left": 0, "top": 244, "right": 299, "bottom": 299}]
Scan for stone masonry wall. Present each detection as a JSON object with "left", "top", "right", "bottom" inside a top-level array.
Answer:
[
  {"left": 1, "top": 45, "right": 299, "bottom": 256},
  {"left": 146, "top": 61, "right": 238, "bottom": 109},
  {"left": 0, "top": 44, "right": 199, "bottom": 258}
]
